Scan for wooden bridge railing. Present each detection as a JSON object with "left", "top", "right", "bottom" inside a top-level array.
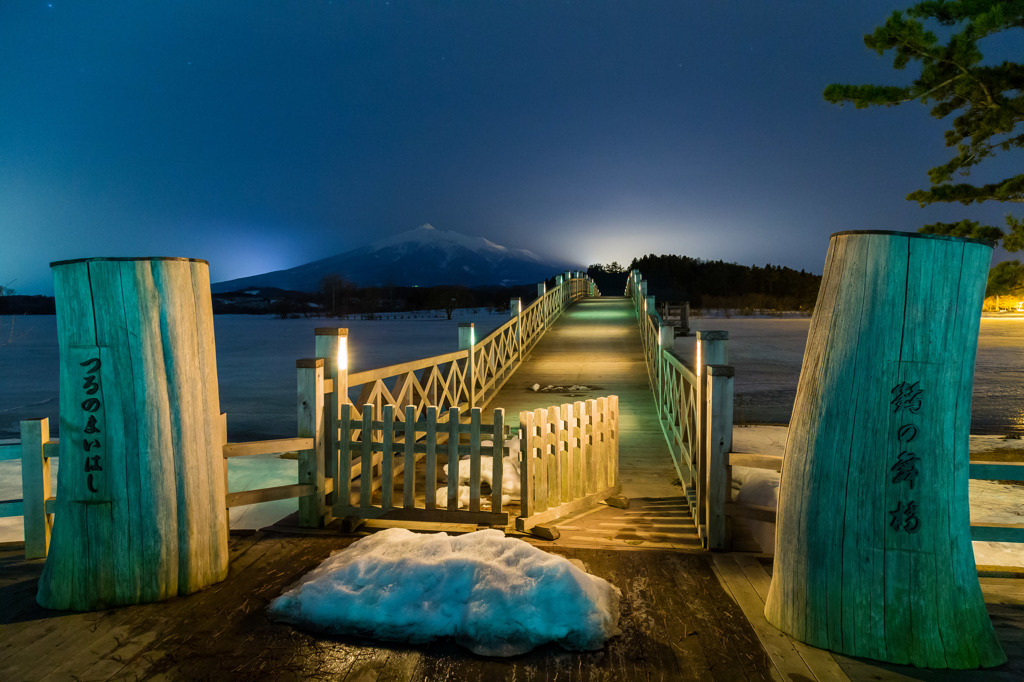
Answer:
[
  {"left": 626, "top": 268, "right": 1024, "bottom": 555},
  {"left": 626, "top": 268, "right": 734, "bottom": 549},
  {"left": 1, "top": 272, "right": 600, "bottom": 556}
]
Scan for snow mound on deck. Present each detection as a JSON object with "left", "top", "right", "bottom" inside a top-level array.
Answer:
[{"left": 267, "top": 528, "right": 621, "bottom": 656}]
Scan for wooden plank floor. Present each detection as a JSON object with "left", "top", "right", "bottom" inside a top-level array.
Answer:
[
  {"left": 487, "top": 296, "right": 699, "bottom": 550},
  {"left": 0, "top": 533, "right": 774, "bottom": 681},
  {"left": 712, "top": 553, "right": 1024, "bottom": 681}
]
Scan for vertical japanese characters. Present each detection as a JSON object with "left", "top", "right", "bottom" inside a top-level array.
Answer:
[
  {"left": 889, "top": 381, "right": 923, "bottom": 533},
  {"left": 79, "top": 356, "right": 104, "bottom": 495}
]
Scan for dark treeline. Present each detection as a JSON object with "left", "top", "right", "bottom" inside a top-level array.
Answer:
[
  {"left": 0, "top": 281, "right": 555, "bottom": 318},
  {"left": 589, "top": 255, "right": 821, "bottom": 312},
  {"left": 0, "top": 295, "right": 57, "bottom": 315},
  {"left": 214, "top": 280, "right": 545, "bottom": 319}
]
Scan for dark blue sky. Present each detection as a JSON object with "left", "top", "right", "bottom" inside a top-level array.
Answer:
[{"left": 2, "top": 1, "right": 1018, "bottom": 294}]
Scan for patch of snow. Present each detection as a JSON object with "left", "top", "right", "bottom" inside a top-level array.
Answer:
[
  {"left": 268, "top": 528, "right": 621, "bottom": 656},
  {"left": 435, "top": 485, "right": 511, "bottom": 509},
  {"left": 442, "top": 450, "right": 521, "bottom": 498},
  {"left": 730, "top": 427, "right": 1024, "bottom": 568}
]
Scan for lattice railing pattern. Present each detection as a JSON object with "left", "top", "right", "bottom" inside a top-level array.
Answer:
[
  {"left": 348, "top": 351, "right": 470, "bottom": 424},
  {"left": 660, "top": 354, "right": 700, "bottom": 494},
  {"left": 473, "top": 317, "right": 519, "bottom": 407}
]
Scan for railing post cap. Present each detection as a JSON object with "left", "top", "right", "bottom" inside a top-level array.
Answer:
[
  {"left": 315, "top": 328, "right": 348, "bottom": 336},
  {"left": 296, "top": 358, "right": 325, "bottom": 368},
  {"left": 697, "top": 330, "right": 729, "bottom": 341},
  {"left": 706, "top": 364, "right": 735, "bottom": 378}
]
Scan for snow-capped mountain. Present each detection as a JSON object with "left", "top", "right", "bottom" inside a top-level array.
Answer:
[{"left": 211, "top": 224, "right": 575, "bottom": 292}]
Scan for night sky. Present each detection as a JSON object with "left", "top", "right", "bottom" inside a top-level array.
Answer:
[{"left": 2, "top": 1, "right": 1018, "bottom": 294}]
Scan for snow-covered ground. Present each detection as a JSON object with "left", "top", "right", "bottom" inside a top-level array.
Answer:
[
  {"left": 732, "top": 425, "right": 1024, "bottom": 568},
  {"left": 269, "top": 527, "right": 621, "bottom": 656}
]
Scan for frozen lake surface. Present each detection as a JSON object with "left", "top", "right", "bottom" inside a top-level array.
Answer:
[
  {"left": 0, "top": 310, "right": 510, "bottom": 441},
  {"left": 3, "top": 311, "right": 1023, "bottom": 439},
  {"left": 682, "top": 315, "right": 1024, "bottom": 436},
  {"left": 1, "top": 309, "right": 1021, "bottom": 554}
]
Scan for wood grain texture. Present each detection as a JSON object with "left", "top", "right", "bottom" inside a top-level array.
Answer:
[
  {"left": 763, "top": 231, "right": 1005, "bottom": 668},
  {"left": 37, "top": 258, "right": 228, "bottom": 611}
]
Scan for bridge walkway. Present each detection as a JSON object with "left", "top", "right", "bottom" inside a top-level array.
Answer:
[{"left": 486, "top": 295, "right": 702, "bottom": 550}]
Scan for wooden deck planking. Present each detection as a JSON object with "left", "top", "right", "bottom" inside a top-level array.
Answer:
[
  {"left": 712, "top": 552, "right": 1024, "bottom": 681},
  {"left": 0, "top": 534, "right": 775, "bottom": 681},
  {"left": 486, "top": 296, "right": 694, "bottom": 549}
]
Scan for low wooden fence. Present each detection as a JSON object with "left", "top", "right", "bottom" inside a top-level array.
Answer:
[
  {"left": 2, "top": 272, "right": 600, "bottom": 557},
  {"left": 329, "top": 395, "right": 621, "bottom": 530},
  {"left": 334, "top": 404, "right": 512, "bottom": 526},
  {"left": 516, "top": 396, "right": 619, "bottom": 532},
  {"left": 627, "top": 268, "right": 1024, "bottom": 554}
]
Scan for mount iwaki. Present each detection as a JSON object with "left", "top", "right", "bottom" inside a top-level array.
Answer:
[{"left": 212, "top": 224, "right": 575, "bottom": 293}]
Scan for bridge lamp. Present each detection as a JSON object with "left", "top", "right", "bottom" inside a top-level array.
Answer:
[{"left": 337, "top": 334, "right": 348, "bottom": 371}]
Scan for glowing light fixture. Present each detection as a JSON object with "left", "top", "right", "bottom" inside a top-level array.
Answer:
[{"left": 337, "top": 335, "right": 348, "bottom": 371}]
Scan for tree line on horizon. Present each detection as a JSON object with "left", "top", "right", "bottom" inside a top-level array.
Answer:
[{"left": 587, "top": 256, "right": 822, "bottom": 313}]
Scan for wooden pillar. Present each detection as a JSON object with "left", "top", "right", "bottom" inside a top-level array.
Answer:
[
  {"left": 696, "top": 330, "right": 728, "bottom": 533},
  {"left": 764, "top": 231, "right": 1005, "bottom": 668},
  {"left": 315, "top": 328, "right": 347, "bottom": 512},
  {"left": 657, "top": 325, "right": 674, "bottom": 418},
  {"left": 705, "top": 365, "right": 733, "bottom": 551},
  {"left": 39, "top": 257, "right": 228, "bottom": 611},
  {"left": 21, "top": 418, "right": 52, "bottom": 559},
  {"left": 537, "top": 282, "right": 547, "bottom": 330},
  {"left": 297, "top": 359, "right": 326, "bottom": 527},
  {"left": 510, "top": 298, "right": 522, "bottom": 362},
  {"left": 459, "top": 323, "right": 475, "bottom": 408}
]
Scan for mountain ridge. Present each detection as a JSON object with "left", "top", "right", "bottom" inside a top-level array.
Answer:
[{"left": 211, "top": 224, "right": 575, "bottom": 293}]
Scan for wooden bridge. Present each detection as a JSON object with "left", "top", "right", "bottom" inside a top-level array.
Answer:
[{"left": 1, "top": 270, "right": 1022, "bottom": 680}]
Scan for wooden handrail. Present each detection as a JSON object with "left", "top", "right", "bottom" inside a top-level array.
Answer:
[
  {"left": 348, "top": 349, "right": 467, "bottom": 385},
  {"left": 223, "top": 437, "right": 315, "bottom": 458}
]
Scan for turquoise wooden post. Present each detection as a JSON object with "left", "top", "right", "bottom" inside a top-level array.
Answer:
[
  {"left": 315, "top": 328, "right": 346, "bottom": 515},
  {"left": 765, "top": 230, "right": 1004, "bottom": 668},
  {"left": 297, "top": 358, "right": 326, "bottom": 527},
  {"left": 21, "top": 418, "right": 52, "bottom": 560},
  {"left": 39, "top": 257, "right": 228, "bottom": 611},
  {"left": 705, "top": 365, "right": 734, "bottom": 551},
  {"left": 696, "top": 330, "right": 728, "bottom": 536}
]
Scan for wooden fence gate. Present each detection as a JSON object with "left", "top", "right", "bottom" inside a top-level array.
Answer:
[
  {"left": 333, "top": 404, "right": 511, "bottom": 526},
  {"left": 331, "top": 396, "right": 620, "bottom": 532},
  {"left": 516, "top": 396, "right": 620, "bottom": 532}
]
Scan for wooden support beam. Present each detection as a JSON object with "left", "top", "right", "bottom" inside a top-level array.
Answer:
[
  {"left": 297, "top": 358, "right": 326, "bottom": 527},
  {"left": 21, "top": 418, "right": 52, "bottom": 559},
  {"left": 223, "top": 438, "right": 314, "bottom": 458}
]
